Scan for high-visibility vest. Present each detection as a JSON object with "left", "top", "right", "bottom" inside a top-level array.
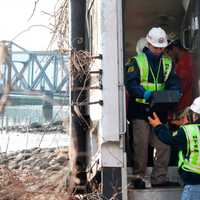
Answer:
[
  {"left": 134, "top": 53, "right": 172, "bottom": 104},
  {"left": 178, "top": 124, "right": 200, "bottom": 174}
]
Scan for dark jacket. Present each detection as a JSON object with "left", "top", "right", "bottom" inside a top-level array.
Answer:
[
  {"left": 154, "top": 120, "right": 200, "bottom": 185},
  {"left": 125, "top": 48, "right": 181, "bottom": 122}
]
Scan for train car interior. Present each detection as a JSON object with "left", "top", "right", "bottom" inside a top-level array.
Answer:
[{"left": 123, "top": 0, "right": 200, "bottom": 176}]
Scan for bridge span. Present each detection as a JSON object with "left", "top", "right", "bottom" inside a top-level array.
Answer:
[{"left": 0, "top": 41, "right": 69, "bottom": 121}]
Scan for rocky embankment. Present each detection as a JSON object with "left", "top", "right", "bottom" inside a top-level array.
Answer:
[
  {"left": 0, "top": 120, "right": 67, "bottom": 133},
  {"left": 0, "top": 147, "right": 72, "bottom": 200}
]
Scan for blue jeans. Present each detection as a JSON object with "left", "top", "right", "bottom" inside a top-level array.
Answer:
[{"left": 181, "top": 185, "right": 200, "bottom": 200}]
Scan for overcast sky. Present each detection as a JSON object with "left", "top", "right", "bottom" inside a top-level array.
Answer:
[{"left": 0, "top": 0, "right": 57, "bottom": 50}]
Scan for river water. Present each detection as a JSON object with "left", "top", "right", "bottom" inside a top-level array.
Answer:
[
  {"left": 0, "top": 105, "right": 69, "bottom": 153},
  {"left": 1, "top": 105, "right": 68, "bottom": 126}
]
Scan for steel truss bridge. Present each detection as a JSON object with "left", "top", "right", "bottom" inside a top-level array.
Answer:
[{"left": 0, "top": 41, "right": 69, "bottom": 106}]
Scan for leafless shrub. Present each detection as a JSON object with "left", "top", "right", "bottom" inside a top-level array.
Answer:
[{"left": 0, "top": 0, "right": 103, "bottom": 199}]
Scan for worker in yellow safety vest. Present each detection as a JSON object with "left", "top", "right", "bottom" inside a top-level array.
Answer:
[
  {"left": 149, "top": 96, "right": 200, "bottom": 200},
  {"left": 125, "top": 27, "right": 181, "bottom": 189}
]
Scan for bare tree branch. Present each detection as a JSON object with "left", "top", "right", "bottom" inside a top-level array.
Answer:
[
  {"left": 11, "top": 24, "right": 53, "bottom": 42},
  {"left": 27, "top": 0, "right": 40, "bottom": 21}
]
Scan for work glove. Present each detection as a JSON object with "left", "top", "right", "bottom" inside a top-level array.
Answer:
[{"left": 144, "top": 90, "right": 152, "bottom": 101}]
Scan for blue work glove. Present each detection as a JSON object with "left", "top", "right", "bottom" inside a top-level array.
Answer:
[{"left": 144, "top": 90, "right": 152, "bottom": 101}]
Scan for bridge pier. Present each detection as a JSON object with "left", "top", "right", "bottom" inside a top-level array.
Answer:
[{"left": 42, "top": 91, "right": 53, "bottom": 122}]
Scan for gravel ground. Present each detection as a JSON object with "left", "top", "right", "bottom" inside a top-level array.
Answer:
[{"left": 0, "top": 147, "right": 75, "bottom": 200}]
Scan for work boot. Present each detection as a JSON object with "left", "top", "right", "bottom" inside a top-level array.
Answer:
[{"left": 133, "top": 178, "right": 146, "bottom": 189}]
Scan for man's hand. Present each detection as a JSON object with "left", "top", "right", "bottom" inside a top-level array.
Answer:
[{"left": 148, "top": 112, "right": 162, "bottom": 127}]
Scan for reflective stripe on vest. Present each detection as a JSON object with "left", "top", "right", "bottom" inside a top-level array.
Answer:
[
  {"left": 178, "top": 125, "right": 200, "bottom": 174},
  {"left": 134, "top": 53, "right": 172, "bottom": 104}
]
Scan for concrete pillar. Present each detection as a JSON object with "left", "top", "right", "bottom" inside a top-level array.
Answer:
[{"left": 42, "top": 91, "right": 53, "bottom": 122}]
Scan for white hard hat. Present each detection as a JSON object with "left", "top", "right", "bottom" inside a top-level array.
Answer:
[
  {"left": 146, "top": 27, "right": 168, "bottom": 48},
  {"left": 190, "top": 97, "right": 200, "bottom": 114},
  {"left": 136, "top": 37, "right": 147, "bottom": 54}
]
